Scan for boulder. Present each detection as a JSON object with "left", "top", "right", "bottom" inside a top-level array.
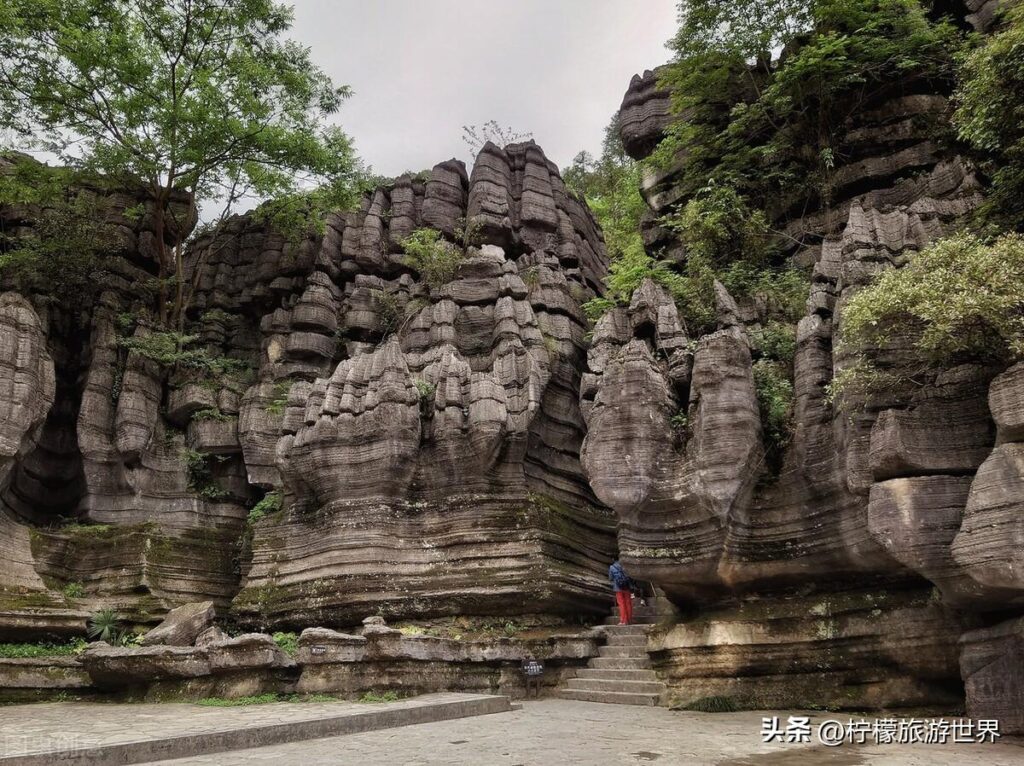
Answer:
[
  {"left": 140, "top": 601, "right": 217, "bottom": 647},
  {"left": 80, "top": 643, "right": 210, "bottom": 687},
  {"left": 951, "top": 444, "right": 1024, "bottom": 605},
  {"left": 205, "top": 633, "right": 294, "bottom": 672}
]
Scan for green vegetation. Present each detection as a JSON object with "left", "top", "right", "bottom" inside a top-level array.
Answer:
[
  {"left": 833, "top": 233, "right": 1024, "bottom": 399},
  {"left": 400, "top": 228, "right": 465, "bottom": 290},
  {"left": 117, "top": 330, "right": 249, "bottom": 378},
  {"left": 86, "top": 608, "right": 132, "bottom": 645},
  {"left": 670, "top": 410, "right": 689, "bottom": 438},
  {"left": 0, "top": 157, "right": 118, "bottom": 300},
  {"left": 358, "top": 690, "right": 400, "bottom": 704},
  {"left": 655, "top": 0, "right": 960, "bottom": 210},
  {"left": 196, "top": 694, "right": 280, "bottom": 707},
  {"left": 954, "top": 4, "right": 1024, "bottom": 229},
  {"left": 0, "top": 0, "right": 363, "bottom": 327},
  {"left": 264, "top": 382, "right": 292, "bottom": 416},
  {"left": 61, "top": 582, "right": 84, "bottom": 599},
  {"left": 752, "top": 358, "right": 795, "bottom": 461},
  {"left": 190, "top": 408, "right": 231, "bottom": 423},
  {"left": 248, "top": 491, "right": 283, "bottom": 524},
  {"left": 0, "top": 639, "right": 87, "bottom": 658},
  {"left": 272, "top": 631, "right": 299, "bottom": 657},
  {"left": 372, "top": 289, "right": 426, "bottom": 336},
  {"left": 455, "top": 215, "right": 483, "bottom": 248},
  {"left": 413, "top": 379, "right": 436, "bottom": 401},
  {"left": 181, "top": 449, "right": 230, "bottom": 501},
  {"left": 573, "top": 133, "right": 807, "bottom": 338},
  {"left": 566, "top": 117, "right": 653, "bottom": 323},
  {"left": 565, "top": 117, "right": 647, "bottom": 266}
]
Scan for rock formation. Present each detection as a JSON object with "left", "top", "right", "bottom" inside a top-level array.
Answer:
[
  {"left": 589, "top": 11, "right": 1023, "bottom": 721},
  {"left": 0, "top": 142, "right": 615, "bottom": 639},
  {"left": 1, "top": 5, "right": 1022, "bottom": 727}
]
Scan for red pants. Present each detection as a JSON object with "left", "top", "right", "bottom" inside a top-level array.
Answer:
[{"left": 615, "top": 589, "right": 633, "bottom": 625}]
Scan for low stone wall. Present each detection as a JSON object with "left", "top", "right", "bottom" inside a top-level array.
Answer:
[
  {"left": 294, "top": 625, "right": 599, "bottom": 699},
  {"left": 4, "top": 624, "right": 602, "bottom": 702},
  {"left": 0, "top": 656, "right": 92, "bottom": 702}
]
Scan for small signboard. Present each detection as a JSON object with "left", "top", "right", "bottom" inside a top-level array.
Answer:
[{"left": 310, "top": 645, "right": 327, "bottom": 655}]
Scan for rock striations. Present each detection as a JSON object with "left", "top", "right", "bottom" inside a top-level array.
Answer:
[
  {"left": 590, "top": 23, "right": 1024, "bottom": 722},
  {"left": 0, "top": 142, "right": 615, "bottom": 638},
  {"left": 1, "top": 21, "right": 1022, "bottom": 725}
]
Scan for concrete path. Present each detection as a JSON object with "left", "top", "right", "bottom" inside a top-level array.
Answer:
[
  {"left": 143, "top": 700, "right": 1024, "bottom": 766},
  {"left": 0, "top": 693, "right": 510, "bottom": 765}
]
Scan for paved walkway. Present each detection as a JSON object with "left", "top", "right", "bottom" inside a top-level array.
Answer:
[
  {"left": 0, "top": 693, "right": 507, "bottom": 763},
  {"left": 142, "top": 700, "right": 1024, "bottom": 766}
]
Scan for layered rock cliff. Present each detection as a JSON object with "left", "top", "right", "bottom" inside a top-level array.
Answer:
[
  {"left": 590, "top": 18, "right": 1023, "bottom": 719},
  {"left": 0, "top": 142, "right": 615, "bottom": 638},
  {"left": 1, "top": 7, "right": 1022, "bottom": 725}
]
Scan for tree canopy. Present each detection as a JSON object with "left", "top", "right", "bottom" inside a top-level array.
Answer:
[
  {"left": 0, "top": 0, "right": 362, "bottom": 325},
  {"left": 954, "top": 3, "right": 1024, "bottom": 229}
]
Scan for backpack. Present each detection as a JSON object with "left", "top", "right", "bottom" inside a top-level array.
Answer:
[{"left": 610, "top": 564, "right": 631, "bottom": 589}]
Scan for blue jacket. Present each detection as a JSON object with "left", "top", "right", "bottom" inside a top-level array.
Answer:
[{"left": 609, "top": 561, "right": 629, "bottom": 592}]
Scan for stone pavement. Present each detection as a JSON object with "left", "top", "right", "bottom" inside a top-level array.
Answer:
[
  {"left": 143, "top": 700, "right": 1024, "bottom": 766},
  {"left": 0, "top": 693, "right": 509, "bottom": 765}
]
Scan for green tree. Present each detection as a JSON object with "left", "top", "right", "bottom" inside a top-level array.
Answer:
[
  {"left": 670, "top": 0, "right": 811, "bottom": 63},
  {"left": 655, "top": 0, "right": 961, "bottom": 209},
  {"left": 400, "top": 228, "right": 465, "bottom": 291},
  {"left": 564, "top": 116, "right": 645, "bottom": 264},
  {"left": 0, "top": 155, "right": 119, "bottom": 300},
  {"left": 0, "top": 0, "right": 362, "bottom": 328},
  {"left": 954, "top": 3, "right": 1024, "bottom": 228},
  {"left": 839, "top": 233, "right": 1024, "bottom": 367}
]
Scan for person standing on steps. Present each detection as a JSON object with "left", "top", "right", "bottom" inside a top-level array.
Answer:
[{"left": 608, "top": 558, "right": 634, "bottom": 625}]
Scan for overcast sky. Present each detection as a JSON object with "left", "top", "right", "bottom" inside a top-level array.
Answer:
[{"left": 289, "top": 0, "right": 678, "bottom": 178}]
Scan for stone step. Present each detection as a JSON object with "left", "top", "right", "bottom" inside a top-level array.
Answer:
[
  {"left": 603, "top": 615, "right": 657, "bottom": 626},
  {"left": 609, "top": 609, "right": 656, "bottom": 620},
  {"left": 604, "top": 633, "right": 647, "bottom": 647},
  {"left": 611, "top": 603, "right": 656, "bottom": 614},
  {"left": 597, "top": 645, "right": 647, "bottom": 659},
  {"left": 566, "top": 678, "right": 666, "bottom": 695},
  {"left": 574, "top": 668, "right": 659, "bottom": 682},
  {"left": 589, "top": 657, "right": 652, "bottom": 671},
  {"left": 599, "top": 624, "right": 650, "bottom": 635},
  {"left": 559, "top": 688, "right": 660, "bottom": 706}
]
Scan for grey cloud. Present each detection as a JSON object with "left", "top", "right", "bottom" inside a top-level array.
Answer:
[{"left": 290, "top": 0, "right": 677, "bottom": 176}]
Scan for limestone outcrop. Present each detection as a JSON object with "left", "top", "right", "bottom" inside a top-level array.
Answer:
[
  {"left": 229, "top": 141, "right": 617, "bottom": 627},
  {"left": 598, "top": 7, "right": 1021, "bottom": 716},
  {"left": 0, "top": 142, "right": 615, "bottom": 639}
]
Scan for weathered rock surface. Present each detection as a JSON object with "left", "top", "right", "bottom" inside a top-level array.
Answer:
[
  {"left": 0, "top": 292, "right": 55, "bottom": 485},
  {"left": 0, "top": 142, "right": 615, "bottom": 639},
  {"left": 652, "top": 586, "right": 964, "bottom": 712},
  {"left": 988, "top": 362, "right": 1024, "bottom": 443},
  {"left": 140, "top": 601, "right": 217, "bottom": 647},
  {"left": 959, "top": 617, "right": 1024, "bottom": 734},
  {"left": 294, "top": 625, "right": 599, "bottom": 699},
  {"left": 618, "top": 68, "right": 673, "bottom": 161},
  {"left": 582, "top": 280, "right": 764, "bottom": 601},
  {"left": 81, "top": 642, "right": 212, "bottom": 687},
  {"left": 603, "top": 10, "right": 1007, "bottom": 713},
  {"left": 951, "top": 444, "right": 1024, "bottom": 606}
]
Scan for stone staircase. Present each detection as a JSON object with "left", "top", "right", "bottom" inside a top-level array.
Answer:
[
  {"left": 602, "top": 596, "right": 671, "bottom": 626},
  {"left": 559, "top": 624, "right": 667, "bottom": 706}
]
